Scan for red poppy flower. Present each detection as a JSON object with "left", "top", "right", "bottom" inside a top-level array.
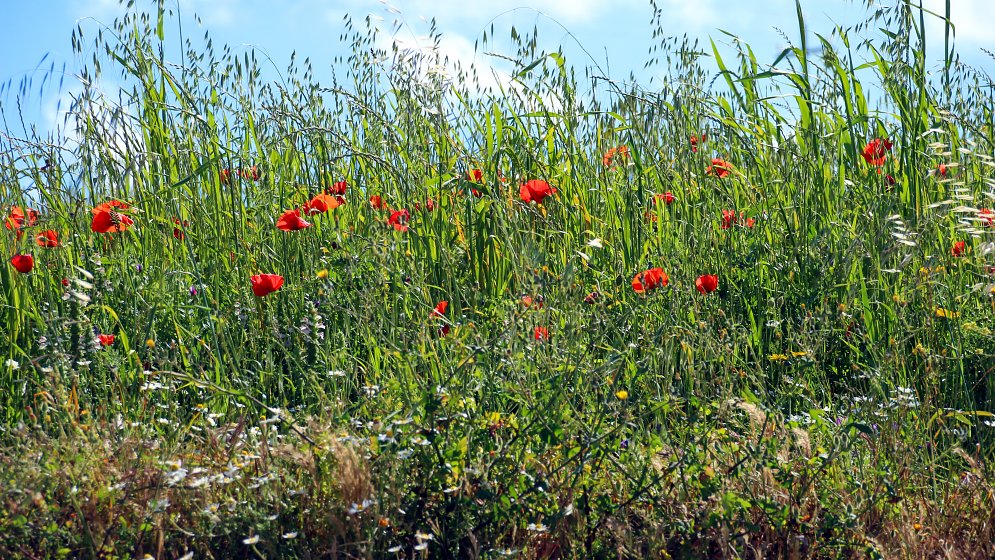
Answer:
[
  {"left": 10, "top": 254, "right": 33, "bottom": 274},
  {"left": 220, "top": 168, "right": 232, "bottom": 184},
  {"left": 861, "top": 138, "right": 892, "bottom": 166},
  {"left": 324, "top": 180, "right": 347, "bottom": 196},
  {"left": 951, "top": 240, "right": 966, "bottom": 257},
  {"left": 431, "top": 300, "right": 448, "bottom": 319},
  {"left": 534, "top": 326, "right": 550, "bottom": 341},
  {"left": 885, "top": 174, "right": 896, "bottom": 186},
  {"left": 520, "top": 179, "right": 555, "bottom": 204},
  {"left": 602, "top": 145, "right": 629, "bottom": 168},
  {"left": 172, "top": 218, "right": 188, "bottom": 240},
  {"left": 97, "top": 333, "right": 115, "bottom": 347},
  {"left": 721, "top": 209, "right": 737, "bottom": 229},
  {"left": 521, "top": 294, "right": 544, "bottom": 309},
  {"left": 90, "top": 200, "right": 134, "bottom": 233},
  {"left": 467, "top": 169, "right": 484, "bottom": 183},
  {"left": 456, "top": 187, "right": 484, "bottom": 199},
  {"left": 706, "top": 158, "right": 732, "bottom": 178},
  {"left": 35, "top": 230, "right": 59, "bottom": 247},
  {"left": 4, "top": 206, "right": 39, "bottom": 231},
  {"left": 301, "top": 193, "right": 344, "bottom": 215},
  {"left": 370, "top": 195, "right": 385, "bottom": 210},
  {"left": 276, "top": 209, "right": 312, "bottom": 231},
  {"left": 251, "top": 273, "right": 284, "bottom": 297},
  {"left": 655, "top": 191, "right": 675, "bottom": 205},
  {"left": 239, "top": 166, "right": 261, "bottom": 181},
  {"left": 721, "top": 210, "right": 755, "bottom": 229},
  {"left": 936, "top": 163, "right": 949, "bottom": 177},
  {"left": 61, "top": 278, "right": 70, "bottom": 287},
  {"left": 632, "top": 268, "right": 668, "bottom": 293},
  {"left": 979, "top": 208, "right": 995, "bottom": 227},
  {"left": 439, "top": 324, "right": 451, "bottom": 337},
  {"left": 420, "top": 198, "right": 436, "bottom": 211},
  {"left": 695, "top": 274, "right": 718, "bottom": 294},
  {"left": 93, "top": 200, "right": 130, "bottom": 213},
  {"left": 583, "top": 291, "right": 600, "bottom": 304},
  {"left": 388, "top": 208, "right": 410, "bottom": 231},
  {"left": 689, "top": 134, "right": 706, "bottom": 152}
]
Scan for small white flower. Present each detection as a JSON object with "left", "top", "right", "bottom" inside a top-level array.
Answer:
[
  {"left": 348, "top": 498, "right": 375, "bottom": 515},
  {"left": 282, "top": 532, "right": 298, "bottom": 539},
  {"left": 4, "top": 359, "right": 19, "bottom": 370},
  {"left": 586, "top": 238, "right": 603, "bottom": 248},
  {"left": 164, "top": 467, "right": 188, "bottom": 487},
  {"left": 415, "top": 530, "right": 433, "bottom": 541},
  {"left": 242, "top": 535, "right": 260, "bottom": 545},
  {"left": 188, "top": 476, "right": 210, "bottom": 489}
]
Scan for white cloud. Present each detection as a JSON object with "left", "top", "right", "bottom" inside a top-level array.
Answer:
[
  {"left": 653, "top": 0, "right": 727, "bottom": 32},
  {"left": 41, "top": 83, "right": 83, "bottom": 144},
  {"left": 922, "top": 0, "right": 995, "bottom": 46},
  {"left": 69, "top": 0, "right": 127, "bottom": 23},
  {"left": 66, "top": 79, "right": 144, "bottom": 160},
  {"left": 70, "top": 0, "right": 237, "bottom": 28},
  {"left": 367, "top": 0, "right": 623, "bottom": 27},
  {"left": 369, "top": 25, "right": 515, "bottom": 95},
  {"left": 177, "top": 0, "right": 238, "bottom": 27}
]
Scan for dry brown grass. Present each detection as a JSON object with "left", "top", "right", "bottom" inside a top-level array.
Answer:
[{"left": 1, "top": 409, "right": 993, "bottom": 559}]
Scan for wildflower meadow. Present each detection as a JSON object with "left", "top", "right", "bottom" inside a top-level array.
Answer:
[{"left": 1, "top": 0, "right": 994, "bottom": 557}]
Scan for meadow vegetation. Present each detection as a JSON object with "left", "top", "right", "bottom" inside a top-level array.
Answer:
[{"left": 1, "top": 0, "right": 994, "bottom": 557}]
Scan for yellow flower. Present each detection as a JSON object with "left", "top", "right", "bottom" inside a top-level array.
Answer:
[
  {"left": 145, "top": 338, "right": 155, "bottom": 348},
  {"left": 934, "top": 307, "right": 960, "bottom": 319},
  {"left": 615, "top": 390, "right": 629, "bottom": 400},
  {"left": 768, "top": 354, "right": 789, "bottom": 362},
  {"left": 790, "top": 351, "right": 808, "bottom": 358},
  {"left": 316, "top": 269, "right": 329, "bottom": 279}
]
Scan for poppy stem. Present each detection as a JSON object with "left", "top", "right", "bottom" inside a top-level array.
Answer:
[{"left": 256, "top": 294, "right": 265, "bottom": 329}]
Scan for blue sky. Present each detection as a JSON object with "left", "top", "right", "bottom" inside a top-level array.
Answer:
[{"left": 1, "top": 0, "right": 992, "bottom": 136}]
